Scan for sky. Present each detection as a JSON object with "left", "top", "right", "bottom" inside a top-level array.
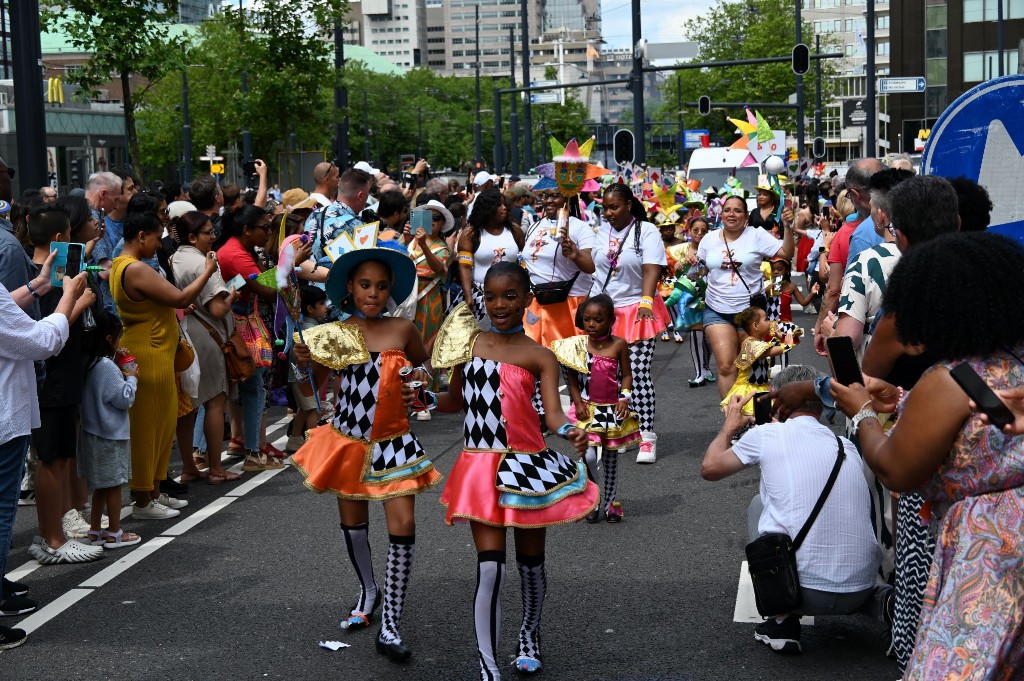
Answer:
[{"left": 600, "top": 0, "right": 706, "bottom": 51}]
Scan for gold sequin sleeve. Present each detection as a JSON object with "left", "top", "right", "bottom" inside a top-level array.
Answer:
[
  {"left": 734, "top": 338, "right": 774, "bottom": 371},
  {"left": 431, "top": 302, "right": 482, "bottom": 369},
  {"left": 294, "top": 322, "right": 370, "bottom": 371},
  {"left": 550, "top": 335, "right": 590, "bottom": 375}
]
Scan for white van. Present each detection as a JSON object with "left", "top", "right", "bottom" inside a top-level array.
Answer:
[{"left": 686, "top": 147, "right": 760, "bottom": 210}]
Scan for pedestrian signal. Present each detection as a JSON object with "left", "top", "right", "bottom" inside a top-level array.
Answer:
[
  {"left": 698, "top": 96, "right": 711, "bottom": 116},
  {"left": 792, "top": 44, "right": 810, "bottom": 76}
]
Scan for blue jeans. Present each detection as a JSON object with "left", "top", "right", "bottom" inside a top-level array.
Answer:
[
  {"left": 0, "top": 435, "right": 30, "bottom": 580},
  {"left": 236, "top": 367, "right": 265, "bottom": 452},
  {"left": 193, "top": 405, "right": 206, "bottom": 452},
  {"left": 703, "top": 304, "right": 743, "bottom": 328}
]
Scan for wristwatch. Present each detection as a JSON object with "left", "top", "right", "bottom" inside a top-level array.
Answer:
[
  {"left": 818, "top": 246, "right": 826, "bottom": 253},
  {"left": 851, "top": 408, "right": 879, "bottom": 434}
]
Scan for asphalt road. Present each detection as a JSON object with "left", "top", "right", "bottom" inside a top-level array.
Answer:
[{"left": 3, "top": 306, "right": 899, "bottom": 681}]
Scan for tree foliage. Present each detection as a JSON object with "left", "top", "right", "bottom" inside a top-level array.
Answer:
[
  {"left": 653, "top": 0, "right": 840, "bottom": 151},
  {"left": 41, "top": 0, "right": 187, "bottom": 181}
]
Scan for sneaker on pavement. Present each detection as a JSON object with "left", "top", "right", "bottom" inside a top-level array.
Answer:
[
  {"left": 2, "top": 578, "right": 29, "bottom": 599},
  {"left": 0, "top": 625, "right": 27, "bottom": 650},
  {"left": 28, "top": 538, "right": 103, "bottom": 565},
  {"left": 0, "top": 595, "right": 37, "bottom": 617},
  {"left": 754, "top": 617, "right": 802, "bottom": 654},
  {"left": 414, "top": 410, "right": 432, "bottom": 421},
  {"left": 78, "top": 508, "right": 108, "bottom": 530},
  {"left": 132, "top": 501, "right": 180, "bottom": 520},
  {"left": 635, "top": 440, "right": 656, "bottom": 464},
  {"left": 61, "top": 509, "right": 91, "bottom": 540},
  {"left": 155, "top": 493, "right": 188, "bottom": 510}
]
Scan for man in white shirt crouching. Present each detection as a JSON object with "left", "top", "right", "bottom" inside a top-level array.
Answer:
[{"left": 701, "top": 365, "right": 892, "bottom": 655}]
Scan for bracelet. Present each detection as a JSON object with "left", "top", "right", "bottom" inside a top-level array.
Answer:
[
  {"left": 25, "top": 280, "right": 40, "bottom": 299},
  {"left": 457, "top": 250, "right": 473, "bottom": 266},
  {"left": 618, "top": 389, "right": 631, "bottom": 403},
  {"left": 638, "top": 295, "right": 654, "bottom": 310},
  {"left": 291, "top": 362, "right": 310, "bottom": 379},
  {"left": 556, "top": 423, "right": 576, "bottom": 440}
]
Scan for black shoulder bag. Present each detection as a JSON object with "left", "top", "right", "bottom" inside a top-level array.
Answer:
[
  {"left": 745, "top": 434, "right": 846, "bottom": 617},
  {"left": 723, "top": 230, "right": 768, "bottom": 311},
  {"left": 527, "top": 218, "right": 580, "bottom": 305}
]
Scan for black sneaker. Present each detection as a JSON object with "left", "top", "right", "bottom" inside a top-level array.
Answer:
[
  {"left": 2, "top": 577, "right": 29, "bottom": 598},
  {"left": 0, "top": 595, "right": 36, "bottom": 617},
  {"left": 160, "top": 477, "right": 189, "bottom": 497},
  {"left": 0, "top": 625, "right": 27, "bottom": 650},
  {"left": 754, "top": 617, "right": 802, "bottom": 654}
]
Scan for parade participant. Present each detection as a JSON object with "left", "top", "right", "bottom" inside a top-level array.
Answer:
[
  {"left": 657, "top": 216, "right": 688, "bottom": 343},
  {"left": 676, "top": 217, "right": 715, "bottom": 387},
  {"left": 748, "top": 178, "right": 782, "bottom": 239},
  {"left": 291, "top": 234, "right": 442, "bottom": 664},
  {"left": 697, "top": 194, "right": 794, "bottom": 399},
  {"left": 521, "top": 185, "right": 595, "bottom": 346},
  {"left": 432, "top": 263, "right": 596, "bottom": 678},
  {"left": 764, "top": 257, "right": 817, "bottom": 370},
  {"left": 78, "top": 311, "right": 141, "bottom": 549},
  {"left": 591, "top": 183, "right": 671, "bottom": 463},
  {"left": 720, "top": 307, "right": 794, "bottom": 416},
  {"left": 408, "top": 200, "right": 453, "bottom": 361},
  {"left": 457, "top": 188, "right": 524, "bottom": 326},
  {"left": 553, "top": 293, "right": 640, "bottom": 524}
]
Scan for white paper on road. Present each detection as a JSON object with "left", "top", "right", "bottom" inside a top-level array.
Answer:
[{"left": 319, "top": 640, "right": 352, "bottom": 651}]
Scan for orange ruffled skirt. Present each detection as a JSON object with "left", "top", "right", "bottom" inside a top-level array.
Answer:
[
  {"left": 612, "top": 297, "right": 672, "bottom": 343},
  {"left": 293, "top": 423, "right": 442, "bottom": 501},
  {"left": 441, "top": 450, "right": 598, "bottom": 529}
]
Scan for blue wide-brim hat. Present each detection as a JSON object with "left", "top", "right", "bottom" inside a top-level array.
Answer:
[{"left": 326, "top": 240, "right": 416, "bottom": 312}]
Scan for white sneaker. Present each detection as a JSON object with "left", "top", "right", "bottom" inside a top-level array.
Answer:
[
  {"left": 62, "top": 509, "right": 91, "bottom": 540},
  {"left": 414, "top": 410, "right": 432, "bottom": 421},
  {"left": 155, "top": 493, "right": 188, "bottom": 510},
  {"left": 636, "top": 432, "right": 657, "bottom": 464},
  {"left": 132, "top": 501, "right": 180, "bottom": 520}
]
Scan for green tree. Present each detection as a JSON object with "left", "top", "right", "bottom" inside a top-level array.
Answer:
[
  {"left": 41, "top": 1, "right": 187, "bottom": 180},
  {"left": 653, "top": 0, "right": 839, "bottom": 153}
]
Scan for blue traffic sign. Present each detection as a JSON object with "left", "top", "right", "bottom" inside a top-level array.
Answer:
[{"left": 923, "top": 74, "right": 1024, "bottom": 245}]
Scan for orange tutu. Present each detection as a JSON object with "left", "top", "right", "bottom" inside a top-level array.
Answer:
[
  {"left": 441, "top": 450, "right": 598, "bottom": 529},
  {"left": 293, "top": 423, "right": 442, "bottom": 501},
  {"left": 611, "top": 297, "right": 672, "bottom": 343}
]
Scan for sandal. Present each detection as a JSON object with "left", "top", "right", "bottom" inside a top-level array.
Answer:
[
  {"left": 193, "top": 449, "right": 209, "bottom": 471},
  {"left": 101, "top": 528, "right": 141, "bottom": 550},
  {"left": 180, "top": 470, "right": 208, "bottom": 483},
  {"left": 340, "top": 590, "right": 382, "bottom": 631},
  {"left": 261, "top": 443, "right": 288, "bottom": 460},
  {"left": 227, "top": 437, "right": 245, "bottom": 453},
  {"left": 208, "top": 470, "right": 241, "bottom": 485},
  {"left": 513, "top": 656, "right": 542, "bottom": 674},
  {"left": 86, "top": 529, "right": 105, "bottom": 546}
]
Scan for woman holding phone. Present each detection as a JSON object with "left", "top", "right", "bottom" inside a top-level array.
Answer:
[{"left": 408, "top": 200, "right": 453, "bottom": 373}]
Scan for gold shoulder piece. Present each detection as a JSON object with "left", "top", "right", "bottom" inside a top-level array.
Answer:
[
  {"left": 550, "top": 335, "right": 590, "bottom": 375},
  {"left": 431, "top": 302, "right": 482, "bottom": 369},
  {"left": 734, "top": 338, "right": 773, "bottom": 371},
  {"left": 294, "top": 322, "right": 370, "bottom": 370}
]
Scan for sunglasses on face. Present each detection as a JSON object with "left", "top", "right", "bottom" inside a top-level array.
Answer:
[{"left": 431, "top": 214, "right": 444, "bottom": 222}]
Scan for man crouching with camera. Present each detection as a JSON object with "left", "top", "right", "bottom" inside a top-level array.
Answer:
[{"left": 701, "top": 365, "right": 892, "bottom": 655}]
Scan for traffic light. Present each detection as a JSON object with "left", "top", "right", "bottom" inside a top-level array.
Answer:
[
  {"left": 812, "top": 137, "right": 826, "bottom": 159},
  {"left": 697, "top": 96, "right": 711, "bottom": 116},
  {"left": 613, "top": 129, "right": 635, "bottom": 165},
  {"left": 792, "top": 44, "right": 810, "bottom": 75},
  {"left": 70, "top": 158, "right": 81, "bottom": 187}
]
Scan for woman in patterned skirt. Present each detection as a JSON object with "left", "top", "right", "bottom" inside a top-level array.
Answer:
[
  {"left": 433, "top": 263, "right": 596, "bottom": 679},
  {"left": 291, "top": 238, "right": 442, "bottom": 664}
]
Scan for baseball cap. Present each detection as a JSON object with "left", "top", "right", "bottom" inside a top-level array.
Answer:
[
  {"left": 354, "top": 161, "right": 380, "bottom": 175},
  {"left": 167, "top": 200, "right": 197, "bottom": 220},
  {"left": 473, "top": 171, "right": 497, "bottom": 187},
  {"left": 511, "top": 185, "right": 534, "bottom": 199}
]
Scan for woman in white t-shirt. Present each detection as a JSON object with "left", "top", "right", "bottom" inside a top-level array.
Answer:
[
  {"left": 696, "top": 194, "right": 794, "bottom": 398},
  {"left": 590, "top": 183, "right": 671, "bottom": 463},
  {"left": 522, "top": 188, "right": 596, "bottom": 346},
  {"left": 457, "top": 188, "right": 525, "bottom": 325}
]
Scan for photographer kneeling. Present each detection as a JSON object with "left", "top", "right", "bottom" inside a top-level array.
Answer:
[{"left": 701, "top": 365, "right": 891, "bottom": 655}]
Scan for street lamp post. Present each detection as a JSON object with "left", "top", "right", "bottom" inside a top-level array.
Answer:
[
  {"left": 181, "top": 45, "right": 193, "bottom": 183},
  {"left": 334, "top": 18, "right": 349, "bottom": 167},
  {"left": 676, "top": 75, "right": 684, "bottom": 169},
  {"left": 474, "top": 5, "right": 483, "bottom": 166},
  {"left": 363, "top": 91, "right": 371, "bottom": 162},
  {"left": 520, "top": 0, "right": 533, "bottom": 168},
  {"left": 630, "top": 0, "right": 645, "bottom": 165},
  {"left": 239, "top": 0, "right": 252, "bottom": 164},
  {"left": 509, "top": 27, "right": 519, "bottom": 176}
]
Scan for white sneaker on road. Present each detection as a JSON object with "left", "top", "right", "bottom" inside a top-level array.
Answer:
[
  {"left": 61, "top": 509, "right": 91, "bottom": 540},
  {"left": 636, "top": 432, "right": 657, "bottom": 464},
  {"left": 155, "top": 493, "right": 188, "bottom": 510},
  {"left": 132, "top": 501, "right": 180, "bottom": 520},
  {"left": 414, "top": 410, "right": 432, "bottom": 421}
]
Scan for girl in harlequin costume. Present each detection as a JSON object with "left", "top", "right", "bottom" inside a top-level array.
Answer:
[
  {"left": 553, "top": 294, "right": 640, "bottom": 524},
  {"left": 432, "top": 262, "right": 597, "bottom": 679},
  {"left": 719, "top": 306, "right": 795, "bottom": 415},
  {"left": 763, "top": 256, "right": 816, "bottom": 369},
  {"left": 670, "top": 217, "right": 716, "bottom": 387},
  {"left": 290, "top": 237, "right": 443, "bottom": 664},
  {"left": 656, "top": 217, "right": 688, "bottom": 343}
]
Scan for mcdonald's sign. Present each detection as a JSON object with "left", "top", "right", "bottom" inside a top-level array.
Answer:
[{"left": 47, "top": 77, "right": 64, "bottom": 106}]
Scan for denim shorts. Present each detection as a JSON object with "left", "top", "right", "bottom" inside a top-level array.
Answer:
[{"left": 703, "top": 305, "right": 742, "bottom": 328}]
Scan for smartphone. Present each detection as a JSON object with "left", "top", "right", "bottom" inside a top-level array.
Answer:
[
  {"left": 784, "top": 197, "right": 794, "bottom": 211},
  {"left": 825, "top": 336, "right": 862, "bottom": 387},
  {"left": 226, "top": 274, "right": 246, "bottom": 291},
  {"left": 243, "top": 161, "right": 257, "bottom": 176},
  {"left": 949, "top": 363, "right": 1015, "bottom": 429},
  {"left": 753, "top": 391, "right": 772, "bottom": 425},
  {"left": 410, "top": 209, "right": 433, "bottom": 234},
  {"left": 49, "top": 241, "right": 86, "bottom": 288}
]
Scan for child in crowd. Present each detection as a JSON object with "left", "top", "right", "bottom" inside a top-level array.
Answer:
[
  {"left": 553, "top": 293, "right": 640, "bottom": 524},
  {"left": 432, "top": 263, "right": 596, "bottom": 678},
  {"left": 720, "top": 306, "right": 794, "bottom": 416},
  {"left": 79, "top": 311, "right": 141, "bottom": 549},
  {"left": 286, "top": 285, "right": 329, "bottom": 453},
  {"left": 291, "top": 238, "right": 441, "bottom": 664},
  {"left": 764, "top": 257, "right": 815, "bottom": 369}
]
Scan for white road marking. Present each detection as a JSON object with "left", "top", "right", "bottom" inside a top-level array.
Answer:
[
  {"left": 78, "top": 536, "right": 176, "bottom": 588},
  {"left": 14, "top": 589, "right": 93, "bottom": 635},
  {"left": 734, "top": 561, "right": 813, "bottom": 625}
]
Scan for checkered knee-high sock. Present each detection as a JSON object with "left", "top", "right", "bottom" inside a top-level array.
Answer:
[
  {"left": 516, "top": 553, "right": 546, "bottom": 663},
  {"left": 475, "top": 551, "right": 506, "bottom": 681},
  {"left": 603, "top": 448, "right": 619, "bottom": 513},
  {"left": 702, "top": 332, "right": 712, "bottom": 373},
  {"left": 628, "top": 339, "right": 656, "bottom": 431},
  {"left": 378, "top": 534, "right": 415, "bottom": 644},
  {"left": 689, "top": 329, "right": 706, "bottom": 380},
  {"left": 777, "top": 349, "right": 790, "bottom": 370},
  {"left": 341, "top": 522, "right": 378, "bottom": 618},
  {"left": 582, "top": 446, "right": 598, "bottom": 483}
]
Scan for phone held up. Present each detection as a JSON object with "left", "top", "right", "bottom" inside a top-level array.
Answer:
[
  {"left": 753, "top": 391, "right": 772, "bottom": 425},
  {"left": 949, "top": 363, "right": 1015, "bottom": 429},
  {"left": 242, "top": 161, "right": 257, "bottom": 176},
  {"left": 825, "top": 336, "right": 862, "bottom": 388},
  {"left": 50, "top": 241, "right": 86, "bottom": 288},
  {"left": 410, "top": 208, "right": 433, "bottom": 235}
]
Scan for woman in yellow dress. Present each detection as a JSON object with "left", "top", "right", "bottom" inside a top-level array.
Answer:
[{"left": 111, "top": 206, "right": 217, "bottom": 518}]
